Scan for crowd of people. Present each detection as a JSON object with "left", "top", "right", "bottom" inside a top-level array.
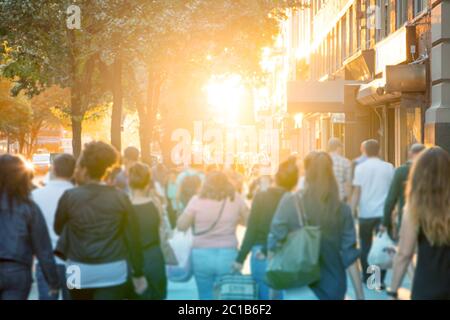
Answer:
[{"left": 0, "top": 138, "right": 448, "bottom": 300}]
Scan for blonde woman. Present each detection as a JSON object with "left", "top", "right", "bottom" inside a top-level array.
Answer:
[{"left": 388, "top": 147, "right": 450, "bottom": 300}]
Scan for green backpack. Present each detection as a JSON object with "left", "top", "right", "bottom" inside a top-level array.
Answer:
[{"left": 264, "top": 193, "right": 321, "bottom": 290}]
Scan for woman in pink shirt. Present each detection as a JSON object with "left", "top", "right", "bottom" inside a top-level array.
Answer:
[{"left": 177, "top": 171, "right": 249, "bottom": 300}]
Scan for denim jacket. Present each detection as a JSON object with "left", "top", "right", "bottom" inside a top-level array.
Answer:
[
  {"left": 268, "top": 191, "right": 360, "bottom": 300},
  {"left": 0, "top": 196, "right": 59, "bottom": 288}
]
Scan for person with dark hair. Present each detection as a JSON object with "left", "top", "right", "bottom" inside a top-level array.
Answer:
[
  {"left": 54, "top": 141, "right": 147, "bottom": 300},
  {"left": 178, "top": 175, "right": 202, "bottom": 209},
  {"left": 128, "top": 162, "right": 168, "bottom": 300},
  {"left": 382, "top": 143, "right": 426, "bottom": 238},
  {"left": 233, "top": 158, "right": 298, "bottom": 300},
  {"left": 32, "top": 153, "right": 76, "bottom": 300},
  {"left": 177, "top": 171, "right": 249, "bottom": 300},
  {"left": 388, "top": 147, "right": 450, "bottom": 300},
  {"left": 113, "top": 146, "right": 140, "bottom": 193},
  {"left": 174, "top": 165, "right": 205, "bottom": 213},
  {"left": 269, "top": 152, "right": 359, "bottom": 300},
  {"left": 351, "top": 139, "right": 394, "bottom": 287},
  {"left": 0, "top": 154, "right": 59, "bottom": 300}
]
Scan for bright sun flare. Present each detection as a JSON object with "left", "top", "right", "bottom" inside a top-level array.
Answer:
[{"left": 205, "top": 74, "right": 245, "bottom": 124}]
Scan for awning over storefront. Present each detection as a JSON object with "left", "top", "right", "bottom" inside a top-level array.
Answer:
[
  {"left": 344, "top": 49, "right": 375, "bottom": 81},
  {"left": 357, "top": 64, "right": 427, "bottom": 107},
  {"left": 287, "top": 80, "right": 361, "bottom": 113},
  {"left": 356, "top": 78, "right": 401, "bottom": 105}
]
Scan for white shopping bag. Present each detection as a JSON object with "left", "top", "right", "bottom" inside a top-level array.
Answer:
[
  {"left": 166, "top": 229, "right": 193, "bottom": 282},
  {"left": 368, "top": 232, "right": 396, "bottom": 269}
]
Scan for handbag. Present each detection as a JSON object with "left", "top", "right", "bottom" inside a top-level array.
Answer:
[
  {"left": 264, "top": 193, "right": 321, "bottom": 290},
  {"left": 166, "top": 229, "right": 194, "bottom": 282},
  {"left": 214, "top": 273, "right": 258, "bottom": 300},
  {"left": 167, "top": 200, "right": 227, "bottom": 282},
  {"left": 368, "top": 232, "right": 396, "bottom": 269}
]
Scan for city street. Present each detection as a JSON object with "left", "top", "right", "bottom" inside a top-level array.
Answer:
[{"left": 1, "top": 0, "right": 449, "bottom": 303}]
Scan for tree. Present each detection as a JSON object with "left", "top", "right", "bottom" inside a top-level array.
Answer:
[
  {"left": 0, "top": 1, "right": 109, "bottom": 157},
  {"left": 0, "top": 78, "right": 31, "bottom": 153},
  {"left": 123, "top": 0, "right": 307, "bottom": 164},
  {"left": 1, "top": 0, "right": 307, "bottom": 161}
]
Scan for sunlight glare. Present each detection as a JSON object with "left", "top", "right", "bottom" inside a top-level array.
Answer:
[{"left": 205, "top": 74, "right": 245, "bottom": 125}]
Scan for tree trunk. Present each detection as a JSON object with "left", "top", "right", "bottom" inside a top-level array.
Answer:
[
  {"left": 72, "top": 117, "right": 83, "bottom": 158},
  {"left": 141, "top": 73, "right": 163, "bottom": 164},
  {"left": 111, "top": 55, "right": 123, "bottom": 153}
]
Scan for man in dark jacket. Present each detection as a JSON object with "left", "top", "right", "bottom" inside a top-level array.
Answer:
[{"left": 382, "top": 143, "right": 425, "bottom": 237}]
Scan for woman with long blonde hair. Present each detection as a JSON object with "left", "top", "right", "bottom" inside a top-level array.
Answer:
[{"left": 388, "top": 147, "right": 450, "bottom": 300}]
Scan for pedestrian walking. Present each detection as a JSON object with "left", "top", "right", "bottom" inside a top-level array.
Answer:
[
  {"left": 233, "top": 158, "right": 298, "bottom": 300},
  {"left": 327, "top": 138, "right": 352, "bottom": 203},
  {"left": 269, "top": 151, "right": 359, "bottom": 300},
  {"left": 388, "top": 147, "right": 450, "bottom": 300},
  {"left": 54, "top": 141, "right": 147, "bottom": 300},
  {"left": 178, "top": 174, "right": 202, "bottom": 210},
  {"left": 114, "top": 146, "right": 140, "bottom": 193},
  {"left": 351, "top": 140, "right": 394, "bottom": 288},
  {"left": 382, "top": 143, "right": 425, "bottom": 238},
  {"left": 129, "top": 162, "right": 168, "bottom": 300},
  {"left": 0, "top": 154, "right": 59, "bottom": 300},
  {"left": 177, "top": 171, "right": 249, "bottom": 300},
  {"left": 32, "top": 154, "right": 76, "bottom": 300}
]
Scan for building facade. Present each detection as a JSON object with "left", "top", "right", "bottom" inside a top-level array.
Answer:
[{"left": 281, "top": 0, "right": 449, "bottom": 165}]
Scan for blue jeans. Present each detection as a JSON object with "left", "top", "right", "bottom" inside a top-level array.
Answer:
[
  {"left": 36, "top": 263, "right": 70, "bottom": 300},
  {"left": 250, "top": 246, "right": 283, "bottom": 300},
  {"left": 192, "top": 248, "right": 237, "bottom": 300},
  {"left": 0, "top": 262, "right": 32, "bottom": 300}
]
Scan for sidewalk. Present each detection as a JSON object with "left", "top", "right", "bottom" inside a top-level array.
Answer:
[{"left": 28, "top": 270, "right": 411, "bottom": 300}]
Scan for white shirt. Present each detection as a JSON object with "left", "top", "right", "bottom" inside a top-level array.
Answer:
[
  {"left": 353, "top": 157, "right": 394, "bottom": 219},
  {"left": 32, "top": 179, "right": 74, "bottom": 263},
  {"left": 66, "top": 260, "right": 128, "bottom": 289}
]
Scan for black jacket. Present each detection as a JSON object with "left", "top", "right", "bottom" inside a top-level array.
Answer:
[
  {"left": 54, "top": 184, "right": 144, "bottom": 277},
  {"left": 0, "top": 196, "right": 59, "bottom": 288},
  {"left": 383, "top": 161, "right": 411, "bottom": 233}
]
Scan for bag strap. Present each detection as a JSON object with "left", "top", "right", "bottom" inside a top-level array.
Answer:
[
  {"left": 193, "top": 199, "right": 227, "bottom": 236},
  {"left": 293, "top": 192, "right": 308, "bottom": 227}
]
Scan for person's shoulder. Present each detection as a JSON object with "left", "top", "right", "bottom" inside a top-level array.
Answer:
[{"left": 382, "top": 160, "right": 394, "bottom": 170}]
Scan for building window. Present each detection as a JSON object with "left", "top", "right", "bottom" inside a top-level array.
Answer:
[
  {"left": 349, "top": 6, "right": 354, "bottom": 55},
  {"left": 396, "top": 0, "right": 407, "bottom": 29},
  {"left": 356, "top": 1, "right": 361, "bottom": 50},
  {"left": 342, "top": 14, "right": 347, "bottom": 62},
  {"left": 414, "top": 0, "right": 428, "bottom": 16}
]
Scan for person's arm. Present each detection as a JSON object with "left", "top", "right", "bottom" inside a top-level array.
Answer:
[
  {"left": 344, "top": 160, "right": 353, "bottom": 204},
  {"left": 350, "top": 186, "right": 361, "bottom": 218},
  {"left": 123, "top": 197, "right": 144, "bottom": 278},
  {"left": 30, "top": 204, "right": 60, "bottom": 291},
  {"left": 54, "top": 191, "right": 69, "bottom": 236},
  {"left": 236, "top": 194, "right": 262, "bottom": 264},
  {"left": 383, "top": 168, "right": 403, "bottom": 231},
  {"left": 390, "top": 210, "right": 417, "bottom": 295},
  {"left": 176, "top": 197, "right": 196, "bottom": 231},
  {"left": 350, "top": 166, "right": 362, "bottom": 217},
  {"left": 267, "top": 193, "right": 296, "bottom": 252},
  {"left": 238, "top": 195, "right": 250, "bottom": 226}
]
